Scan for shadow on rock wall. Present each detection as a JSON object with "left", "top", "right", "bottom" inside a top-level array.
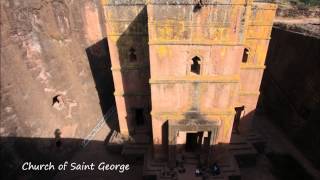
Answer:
[
  {"left": 116, "top": 6, "right": 152, "bottom": 136},
  {"left": 86, "top": 38, "right": 119, "bottom": 132},
  {"left": 257, "top": 27, "right": 320, "bottom": 169}
]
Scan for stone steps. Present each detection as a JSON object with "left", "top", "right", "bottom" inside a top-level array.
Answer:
[
  {"left": 131, "top": 133, "right": 151, "bottom": 144},
  {"left": 143, "top": 153, "right": 240, "bottom": 180},
  {"left": 183, "top": 154, "right": 199, "bottom": 165},
  {"left": 229, "top": 134, "right": 258, "bottom": 168},
  {"left": 122, "top": 143, "right": 149, "bottom": 159},
  {"left": 246, "top": 132, "right": 266, "bottom": 143},
  {"left": 143, "top": 149, "right": 167, "bottom": 177},
  {"left": 121, "top": 130, "right": 151, "bottom": 160},
  {"left": 229, "top": 134, "right": 257, "bottom": 155},
  {"left": 246, "top": 132, "right": 267, "bottom": 154}
]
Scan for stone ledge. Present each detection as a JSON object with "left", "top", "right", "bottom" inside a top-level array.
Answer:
[
  {"left": 150, "top": 75, "right": 240, "bottom": 84},
  {"left": 148, "top": 22, "right": 232, "bottom": 27},
  {"left": 111, "top": 64, "right": 150, "bottom": 71},
  {"left": 151, "top": 109, "right": 236, "bottom": 119},
  {"left": 240, "top": 64, "right": 265, "bottom": 69},
  {"left": 114, "top": 91, "right": 150, "bottom": 96},
  {"left": 239, "top": 91, "right": 260, "bottom": 96},
  {"left": 148, "top": 40, "right": 244, "bottom": 46}
]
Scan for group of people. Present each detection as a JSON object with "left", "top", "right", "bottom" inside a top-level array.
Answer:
[{"left": 195, "top": 162, "right": 221, "bottom": 177}]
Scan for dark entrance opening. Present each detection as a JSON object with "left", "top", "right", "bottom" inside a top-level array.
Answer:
[
  {"left": 129, "top": 47, "right": 137, "bottom": 62},
  {"left": 134, "top": 108, "right": 145, "bottom": 126},
  {"left": 191, "top": 56, "right": 201, "bottom": 74},
  {"left": 233, "top": 106, "right": 245, "bottom": 134},
  {"left": 186, "top": 133, "right": 198, "bottom": 152},
  {"left": 242, "top": 48, "right": 249, "bottom": 63}
]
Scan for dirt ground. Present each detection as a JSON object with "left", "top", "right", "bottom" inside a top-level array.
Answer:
[
  {"left": 274, "top": 17, "right": 320, "bottom": 38},
  {"left": 275, "top": 3, "right": 320, "bottom": 37}
]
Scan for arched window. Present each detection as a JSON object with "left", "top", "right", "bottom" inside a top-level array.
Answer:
[
  {"left": 191, "top": 56, "right": 201, "bottom": 75},
  {"left": 242, "top": 48, "right": 249, "bottom": 63},
  {"left": 129, "top": 47, "right": 137, "bottom": 62}
]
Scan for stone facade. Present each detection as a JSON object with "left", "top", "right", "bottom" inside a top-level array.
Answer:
[{"left": 102, "top": 0, "right": 277, "bottom": 160}]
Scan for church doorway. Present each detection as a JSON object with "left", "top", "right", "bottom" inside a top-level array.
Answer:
[
  {"left": 186, "top": 132, "right": 199, "bottom": 152},
  {"left": 134, "top": 108, "right": 145, "bottom": 126}
]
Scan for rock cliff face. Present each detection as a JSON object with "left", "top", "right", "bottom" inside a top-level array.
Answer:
[
  {"left": 1, "top": 0, "right": 113, "bottom": 140},
  {"left": 258, "top": 27, "right": 320, "bottom": 169}
]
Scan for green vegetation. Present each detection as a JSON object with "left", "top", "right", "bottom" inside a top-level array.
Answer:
[
  {"left": 299, "top": 0, "right": 320, "bottom": 6},
  {"left": 284, "top": 0, "right": 320, "bottom": 6}
]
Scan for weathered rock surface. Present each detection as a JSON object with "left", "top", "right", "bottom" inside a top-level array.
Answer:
[
  {"left": 1, "top": 0, "right": 112, "bottom": 141},
  {"left": 1, "top": 1, "right": 118, "bottom": 179}
]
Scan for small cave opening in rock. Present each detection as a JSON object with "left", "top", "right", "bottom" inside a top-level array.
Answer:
[{"left": 52, "top": 95, "right": 63, "bottom": 105}]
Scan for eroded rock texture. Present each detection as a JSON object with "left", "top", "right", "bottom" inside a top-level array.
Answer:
[
  {"left": 258, "top": 28, "right": 320, "bottom": 169},
  {"left": 1, "top": 1, "right": 118, "bottom": 178},
  {"left": 1, "top": 0, "right": 113, "bottom": 141}
]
